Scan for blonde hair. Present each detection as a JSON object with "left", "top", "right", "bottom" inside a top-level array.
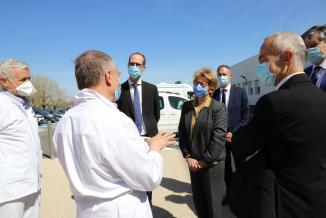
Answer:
[{"left": 193, "top": 67, "right": 217, "bottom": 94}]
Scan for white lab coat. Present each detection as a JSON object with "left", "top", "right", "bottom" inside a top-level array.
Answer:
[
  {"left": 53, "top": 89, "right": 164, "bottom": 218},
  {"left": 0, "top": 92, "right": 42, "bottom": 204}
]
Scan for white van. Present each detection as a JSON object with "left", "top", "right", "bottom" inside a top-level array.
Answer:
[
  {"left": 157, "top": 92, "right": 189, "bottom": 134},
  {"left": 156, "top": 83, "right": 194, "bottom": 99}
]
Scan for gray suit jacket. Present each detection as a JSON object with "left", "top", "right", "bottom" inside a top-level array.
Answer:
[{"left": 178, "top": 98, "right": 227, "bottom": 165}]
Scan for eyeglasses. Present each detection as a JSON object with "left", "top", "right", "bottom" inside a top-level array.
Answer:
[{"left": 128, "top": 62, "right": 143, "bottom": 67}]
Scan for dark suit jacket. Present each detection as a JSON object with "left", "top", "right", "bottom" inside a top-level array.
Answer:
[
  {"left": 117, "top": 80, "right": 160, "bottom": 137},
  {"left": 213, "top": 85, "right": 249, "bottom": 133},
  {"left": 232, "top": 74, "right": 326, "bottom": 218},
  {"left": 304, "top": 65, "right": 326, "bottom": 92},
  {"left": 178, "top": 98, "right": 227, "bottom": 165}
]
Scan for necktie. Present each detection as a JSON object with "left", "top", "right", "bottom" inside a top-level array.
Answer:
[
  {"left": 133, "top": 84, "right": 142, "bottom": 134},
  {"left": 222, "top": 89, "right": 226, "bottom": 105},
  {"left": 311, "top": 66, "right": 321, "bottom": 85}
]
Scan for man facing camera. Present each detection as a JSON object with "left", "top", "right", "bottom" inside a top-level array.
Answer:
[{"left": 117, "top": 52, "right": 160, "bottom": 206}]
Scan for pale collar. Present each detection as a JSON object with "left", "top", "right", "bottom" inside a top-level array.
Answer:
[
  {"left": 276, "top": 72, "right": 305, "bottom": 90},
  {"left": 1, "top": 91, "right": 29, "bottom": 108},
  {"left": 128, "top": 78, "right": 142, "bottom": 86},
  {"left": 220, "top": 83, "right": 231, "bottom": 91},
  {"left": 315, "top": 58, "right": 326, "bottom": 69}
]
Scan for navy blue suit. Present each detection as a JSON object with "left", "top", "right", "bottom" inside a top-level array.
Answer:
[
  {"left": 305, "top": 65, "right": 326, "bottom": 92},
  {"left": 213, "top": 85, "right": 249, "bottom": 199}
]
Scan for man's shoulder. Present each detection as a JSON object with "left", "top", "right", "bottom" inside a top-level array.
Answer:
[
  {"left": 0, "top": 93, "right": 13, "bottom": 109},
  {"left": 142, "top": 81, "right": 158, "bottom": 92},
  {"left": 231, "top": 85, "right": 245, "bottom": 93}
]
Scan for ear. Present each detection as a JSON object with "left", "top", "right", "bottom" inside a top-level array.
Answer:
[
  {"left": 283, "top": 50, "right": 293, "bottom": 64},
  {"left": 104, "top": 71, "right": 112, "bottom": 87},
  {"left": 0, "top": 75, "right": 7, "bottom": 87}
]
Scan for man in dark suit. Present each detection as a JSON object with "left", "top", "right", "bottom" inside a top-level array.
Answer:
[
  {"left": 117, "top": 52, "right": 160, "bottom": 206},
  {"left": 212, "top": 65, "right": 249, "bottom": 204},
  {"left": 232, "top": 32, "right": 326, "bottom": 218},
  {"left": 302, "top": 25, "right": 326, "bottom": 92}
]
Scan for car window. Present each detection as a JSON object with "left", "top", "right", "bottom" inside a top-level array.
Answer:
[
  {"left": 168, "top": 96, "right": 187, "bottom": 110},
  {"left": 159, "top": 96, "right": 164, "bottom": 110}
]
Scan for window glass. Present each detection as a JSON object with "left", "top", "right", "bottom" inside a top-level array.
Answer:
[
  {"left": 168, "top": 96, "right": 187, "bottom": 110},
  {"left": 159, "top": 96, "right": 164, "bottom": 110}
]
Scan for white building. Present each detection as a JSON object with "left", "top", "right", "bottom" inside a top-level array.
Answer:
[{"left": 230, "top": 55, "right": 275, "bottom": 106}]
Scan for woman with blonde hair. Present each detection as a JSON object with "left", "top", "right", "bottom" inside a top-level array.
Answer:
[{"left": 178, "top": 67, "right": 227, "bottom": 218}]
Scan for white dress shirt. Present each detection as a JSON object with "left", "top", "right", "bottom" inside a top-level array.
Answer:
[
  {"left": 128, "top": 79, "right": 147, "bottom": 135},
  {"left": 0, "top": 92, "right": 42, "bottom": 203},
  {"left": 53, "top": 89, "right": 163, "bottom": 218},
  {"left": 219, "top": 84, "right": 231, "bottom": 108}
]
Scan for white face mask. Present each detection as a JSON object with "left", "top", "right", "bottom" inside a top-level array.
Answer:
[{"left": 16, "top": 80, "right": 37, "bottom": 97}]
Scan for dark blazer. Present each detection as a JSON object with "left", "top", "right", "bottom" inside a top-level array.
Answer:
[
  {"left": 117, "top": 80, "right": 160, "bottom": 137},
  {"left": 232, "top": 74, "right": 326, "bottom": 218},
  {"left": 304, "top": 65, "right": 326, "bottom": 92},
  {"left": 178, "top": 99, "right": 227, "bottom": 165},
  {"left": 212, "top": 85, "right": 249, "bottom": 133}
]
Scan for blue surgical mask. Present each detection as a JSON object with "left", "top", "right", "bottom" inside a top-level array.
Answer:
[
  {"left": 256, "top": 62, "right": 276, "bottom": 86},
  {"left": 307, "top": 47, "right": 325, "bottom": 65},
  {"left": 128, "top": 66, "right": 141, "bottom": 80},
  {"left": 193, "top": 84, "right": 208, "bottom": 98},
  {"left": 114, "top": 86, "right": 121, "bottom": 102},
  {"left": 218, "top": 75, "right": 229, "bottom": 87}
]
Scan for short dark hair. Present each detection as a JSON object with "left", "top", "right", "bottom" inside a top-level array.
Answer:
[
  {"left": 74, "top": 50, "right": 114, "bottom": 90},
  {"left": 302, "top": 24, "right": 326, "bottom": 43},
  {"left": 217, "top": 64, "right": 231, "bottom": 73},
  {"left": 128, "top": 52, "right": 146, "bottom": 66}
]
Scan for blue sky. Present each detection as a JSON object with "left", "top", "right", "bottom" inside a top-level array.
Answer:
[{"left": 1, "top": 0, "right": 325, "bottom": 97}]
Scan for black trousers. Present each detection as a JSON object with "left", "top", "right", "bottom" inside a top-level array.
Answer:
[
  {"left": 146, "top": 191, "right": 152, "bottom": 207},
  {"left": 190, "top": 161, "right": 225, "bottom": 218},
  {"left": 224, "top": 142, "right": 245, "bottom": 197}
]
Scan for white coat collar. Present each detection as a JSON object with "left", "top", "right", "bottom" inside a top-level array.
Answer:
[{"left": 73, "top": 89, "right": 118, "bottom": 108}]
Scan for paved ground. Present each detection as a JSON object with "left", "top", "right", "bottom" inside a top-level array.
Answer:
[{"left": 40, "top": 147, "right": 236, "bottom": 218}]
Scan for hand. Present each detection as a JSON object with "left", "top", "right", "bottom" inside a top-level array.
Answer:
[
  {"left": 187, "top": 158, "right": 201, "bottom": 172},
  {"left": 145, "top": 132, "right": 176, "bottom": 152},
  {"left": 226, "top": 132, "right": 233, "bottom": 142},
  {"left": 198, "top": 160, "right": 208, "bottom": 168}
]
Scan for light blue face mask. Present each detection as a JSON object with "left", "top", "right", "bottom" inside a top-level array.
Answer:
[
  {"left": 128, "top": 66, "right": 142, "bottom": 80},
  {"left": 256, "top": 62, "right": 276, "bottom": 86},
  {"left": 218, "top": 75, "right": 229, "bottom": 87},
  {"left": 307, "top": 47, "right": 325, "bottom": 65},
  {"left": 193, "top": 84, "right": 208, "bottom": 98},
  {"left": 114, "top": 86, "right": 121, "bottom": 102}
]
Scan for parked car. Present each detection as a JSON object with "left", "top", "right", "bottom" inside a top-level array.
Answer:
[
  {"left": 157, "top": 92, "right": 189, "bottom": 134},
  {"left": 157, "top": 83, "right": 194, "bottom": 99},
  {"left": 34, "top": 108, "right": 59, "bottom": 123}
]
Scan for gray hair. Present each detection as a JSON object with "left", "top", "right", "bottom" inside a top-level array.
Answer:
[
  {"left": 74, "top": 50, "right": 117, "bottom": 90},
  {"left": 269, "top": 32, "right": 307, "bottom": 67},
  {"left": 0, "top": 58, "right": 29, "bottom": 78}
]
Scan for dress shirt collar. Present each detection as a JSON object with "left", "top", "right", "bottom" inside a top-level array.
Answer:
[
  {"left": 128, "top": 78, "right": 142, "bottom": 86},
  {"left": 315, "top": 58, "right": 326, "bottom": 70},
  {"left": 276, "top": 72, "right": 305, "bottom": 90},
  {"left": 220, "top": 83, "right": 231, "bottom": 92}
]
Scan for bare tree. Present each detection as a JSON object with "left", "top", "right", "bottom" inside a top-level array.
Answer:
[{"left": 30, "top": 74, "right": 70, "bottom": 109}]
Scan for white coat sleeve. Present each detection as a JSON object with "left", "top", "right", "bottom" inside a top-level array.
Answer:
[{"left": 101, "top": 117, "right": 163, "bottom": 192}]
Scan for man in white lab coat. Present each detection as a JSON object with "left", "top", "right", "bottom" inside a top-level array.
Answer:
[
  {"left": 0, "top": 59, "right": 41, "bottom": 218},
  {"left": 53, "top": 50, "right": 176, "bottom": 218}
]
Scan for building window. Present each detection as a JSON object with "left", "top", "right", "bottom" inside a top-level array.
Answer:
[
  {"left": 248, "top": 81, "right": 253, "bottom": 95},
  {"left": 254, "top": 79, "right": 260, "bottom": 94}
]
